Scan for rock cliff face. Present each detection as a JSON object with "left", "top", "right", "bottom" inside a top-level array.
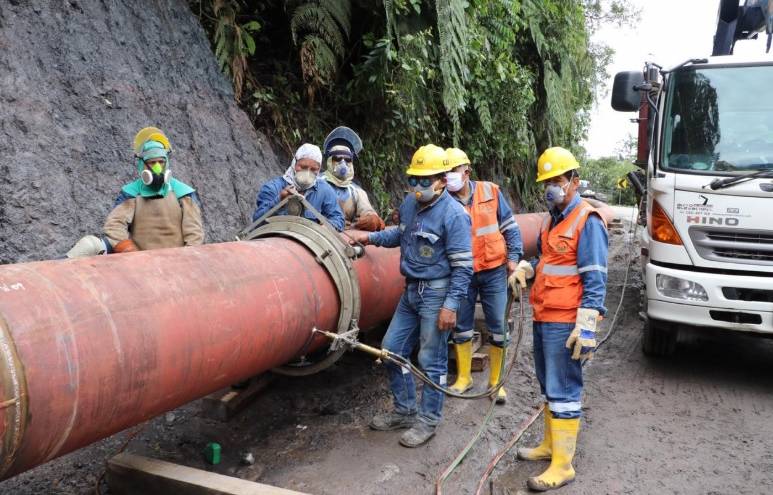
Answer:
[{"left": 0, "top": 0, "right": 282, "bottom": 263}]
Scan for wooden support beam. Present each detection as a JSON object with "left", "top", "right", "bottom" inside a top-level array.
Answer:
[
  {"left": 471, "top": 352, "right": 489, "bottom": 372},
  {"left": 201, "top": 374, "right": 274, "bottom": 422},
  {"left": 107, "top": 453, "right": 309, "bottom": 495}
]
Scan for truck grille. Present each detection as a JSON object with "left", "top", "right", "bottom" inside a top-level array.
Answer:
[
  {"left": 722, "top": 287, "right": 773, "bottom": 303},
  {"left": 689, "top": 227, "right": 773, "bottom": 266}
]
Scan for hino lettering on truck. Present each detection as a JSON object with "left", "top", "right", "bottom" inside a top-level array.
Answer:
[{"left": 685, "top": 216, "right": 739, "bottom": 226}]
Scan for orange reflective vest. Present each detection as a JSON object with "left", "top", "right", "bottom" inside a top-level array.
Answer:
[
  {"left": 531, "top": 200, "right": 604, "bottom": 323},
  {"left": 464, "top": 181, "right": 507, "bottom": 272}
]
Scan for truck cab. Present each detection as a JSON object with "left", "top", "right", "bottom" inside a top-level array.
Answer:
[{"left": 612, "top": 56, "right": 773, "bottom": 355}]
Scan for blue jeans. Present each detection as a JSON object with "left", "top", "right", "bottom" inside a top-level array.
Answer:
[
  {"left": 382, "top": 279, "right": 450, "bottom": 426},
  {"left": 453, "top": 264, "right": 508, "bottom": 347},
  {"left": 533, "top": 322, "right": 583, "bottom": 419}
]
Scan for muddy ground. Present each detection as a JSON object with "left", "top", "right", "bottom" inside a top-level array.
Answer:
[{"left": 3, "top": 211, "right": 773, "bottom": 495}]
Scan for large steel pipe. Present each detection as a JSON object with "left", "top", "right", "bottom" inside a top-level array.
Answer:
[
  {"left": 0, "top": 210, "right": 603, "bottom": 480},
  {"left": 0, "top": 239, "right": 403, "bottom": 480}
]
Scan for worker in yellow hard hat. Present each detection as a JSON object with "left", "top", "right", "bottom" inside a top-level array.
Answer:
[
  {"left": 444, "top": 147, "right": 523, "bottom": 404},
  {"left": 511, "top": 146, "right": 608, "bottom": 491},
  {"left": 67, "top": 127, "right": 204, "bottom": 258},
  {"left": 347, "top": 144, "right": 473, "bottom": 448}
]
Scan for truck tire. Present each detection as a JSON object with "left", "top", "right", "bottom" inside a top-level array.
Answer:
[{"left": 642, "top": 317, "right": 678, "bottom": 356}]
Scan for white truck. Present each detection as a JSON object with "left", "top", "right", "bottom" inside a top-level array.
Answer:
[{"left": 611, "top": 53, "right": 773, "bottom": 355}]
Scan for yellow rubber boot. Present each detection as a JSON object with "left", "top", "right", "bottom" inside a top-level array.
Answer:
[
  {"left": 516, "top": 406, "right": 551, "bottom": 461},
  {"left": 450, "top": 341, "right": 473, "bottom": 393},
  {"left": 526, "top": 417, "right": 579, "bottom": 492},
  {"left": 488, "top": 346, "right": 507, "bottom": 404}
]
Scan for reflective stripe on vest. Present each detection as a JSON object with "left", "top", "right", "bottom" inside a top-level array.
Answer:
[
  {"left": 531, "top": 200, "right": 597, "bottom": 323},
  {"left": 466, "top": 181, "right": 507, "bottom": 272}
]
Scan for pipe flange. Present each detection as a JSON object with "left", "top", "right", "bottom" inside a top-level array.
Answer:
[
  {"left": 244, "top": 216, "right": 361, "bottom": 376},
  {"left": 0, "top": 315, "right": 28, "bottom": 479}
]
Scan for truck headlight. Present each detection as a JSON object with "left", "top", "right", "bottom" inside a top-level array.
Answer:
[{"left": 655, "top": 274, "right": 708, "bottom": 302}]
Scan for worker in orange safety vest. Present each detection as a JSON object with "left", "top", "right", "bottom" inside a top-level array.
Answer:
[
  {"left": 511, "top": 146, "right": 608, "bottom": 492},
  {"left": 444, "top": 148, "right": 523, "bottom": 404}
]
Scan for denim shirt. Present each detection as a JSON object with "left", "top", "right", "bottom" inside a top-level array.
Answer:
[
  {"left": 252, "top": 176, "right": 345, "bottom": 231},
  {"left": 533, "top": 193, "right": 609, "bottom": 314},
  {"left": 368, "top": 190, "right": 473, "bottom": 312},
  {"left": 453, "top": 180, "right": 524, "bottom": 263}
]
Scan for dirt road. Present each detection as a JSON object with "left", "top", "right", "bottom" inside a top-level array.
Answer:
[{"left": 3, "top": 211, "right": 773, "bottom": 494}]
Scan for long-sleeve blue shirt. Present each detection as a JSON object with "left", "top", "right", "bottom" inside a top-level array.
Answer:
[
  {"left": 533, "top": 193, "right": 608, "bottom": 314},
  {"left": 452, "top": 180, "right": 524, "bottom": 263},
  {"left": 367, "top": 190, "right": 473, "bottom": 312},
  {"left": 252, "top": 176, "right": 345, "bottom": 231}
]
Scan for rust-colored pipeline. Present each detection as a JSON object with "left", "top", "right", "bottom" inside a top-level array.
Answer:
[
  {"left": 0, "top": 209, "right": 609, "bottom": 480},
  {"left": 0, "top": 239, "right": 403, "bottom": 480}
]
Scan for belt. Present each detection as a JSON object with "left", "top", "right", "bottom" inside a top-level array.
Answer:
[{"left": 406, "top": 277, "right": 450, "bottom": 290}]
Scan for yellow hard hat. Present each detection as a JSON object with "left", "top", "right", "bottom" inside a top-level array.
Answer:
[
  {"left": 445, "top": 147, "right": 470, "bottom": 169},
  {"left": 406, "top": 144, "right": 452, "bottom": 176},
  {"left": 133, "top": 127, "right": 171, "bottom": 155},
  {"left": 536, "top": 146, "right": 580, "bottom": 182}
]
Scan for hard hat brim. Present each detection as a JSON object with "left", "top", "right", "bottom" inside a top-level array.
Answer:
[
  {"left": 406, "top": 166, "right": 452, "bottom": 176},
  {"left": 536, "top": 162, "right": 580, "bottom": 182}
]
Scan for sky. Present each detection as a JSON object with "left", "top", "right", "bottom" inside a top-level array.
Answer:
[{"left": 583, "top": 0, "right": 772, "bottom": 158}]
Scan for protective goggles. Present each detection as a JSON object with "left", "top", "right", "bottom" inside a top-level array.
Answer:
[
  {"left": 331, "top": 155, "right": 353, "bottom": 163},
  {"left": 408, "top": 176, "right": 436, "bottom": 188}
]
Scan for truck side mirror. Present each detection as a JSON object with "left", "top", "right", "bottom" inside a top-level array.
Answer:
[{"left": 611, "top": 71, "right": 645, "bottom": 112}]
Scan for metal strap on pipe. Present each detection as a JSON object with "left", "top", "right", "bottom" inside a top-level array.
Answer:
[{"left": 241, "top": 198, "right": 362, "bottom": 376}]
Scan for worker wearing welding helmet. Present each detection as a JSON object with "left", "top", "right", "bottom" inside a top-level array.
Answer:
[
  {"left": 444, "top": 147, "right": 524, "bottom": 404},
  {"left": 512, "top": 146, "right": 608, "bottom": 491},
  {"left": 320, "top": 126, "right": 385, "bottom": 231},
  {"left": 347, "top": 144, "right": 473, "bottom": 448},
  {"left": 67, "top": 127, "right": 204, "bottom": 257}
]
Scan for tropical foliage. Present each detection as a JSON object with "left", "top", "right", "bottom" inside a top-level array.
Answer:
[
  {"left": 581, "top": 156, "right": 639, "bottom": 206},
  {"left": 193, "top": 0, "right": 636, "bottom": 211}
]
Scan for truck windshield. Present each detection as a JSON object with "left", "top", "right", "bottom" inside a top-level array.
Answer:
[{"left": 662, "top": 65, "right": 773, "bottom": 174}]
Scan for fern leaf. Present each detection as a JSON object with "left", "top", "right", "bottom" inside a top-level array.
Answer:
[
  {"left": 300, "top": 35, "right": 338, "bottom": 84},
  {"left": 291, "top": 3, "right": 346, "bottom": 58},
  {"left": 436, "top": 0, "right": 470, "bottom": 140},
  {"left": 321, "top": 0, "right": 351, "bottom": 39}
]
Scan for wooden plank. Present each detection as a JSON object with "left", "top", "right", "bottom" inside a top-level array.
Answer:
[
  {"left": 471, "top": 352, "right": 489, "bottom": 372},
  {"left": 201, "top": 374, "right": 274, "bottom": 422},
  {"left": 107, "top": 453, "right": 309, "bottom": 495}
]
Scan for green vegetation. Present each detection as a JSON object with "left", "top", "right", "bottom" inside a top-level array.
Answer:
[
  {"left": 581, "top": 156, "right": 639, "bottom": 206},
  {"left": 192, "top": 0, "right": 636, "bottom": 212}
]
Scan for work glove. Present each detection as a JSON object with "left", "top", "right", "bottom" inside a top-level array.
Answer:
[
  {"left": 507, "top": 260, "right": 534, "bottom": 298},
  {"left": 387, "top": 207, "right": 400, "bottom": 226},
  {"left": 353, "top": 212, "right": 386, "bottom": 232},
  {"left": 114, "top": 239, "right": 139, "bottom": 253},
  {"left": 565, "top": 308, "right": 600, "bottom": 360},
  {"left": 66, "top": 235, "right": 108, "bottom": 258}
]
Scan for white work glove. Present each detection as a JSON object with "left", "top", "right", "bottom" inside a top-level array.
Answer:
[
  {"left": 508, "top": 260, "right": 534, "bottom": 298},
  {"left": 565, "top": 308, "right": 600, "bottom": 360},
  {"left": 66, "top": 235, "right": 108, "bottom": 258}
]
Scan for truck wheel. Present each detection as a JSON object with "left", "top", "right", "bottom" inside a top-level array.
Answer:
[{"left": 642, "top": 317, "right": 678, "bottom": 356}]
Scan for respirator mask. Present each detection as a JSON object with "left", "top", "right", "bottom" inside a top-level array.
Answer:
[
  {"left": 409, "top": 176, "right": 440, "bottom": 203},
  {"left": 445, "top": 172, "right": 465, "bottom": 192},
  {"left": 294, "top": 169, "right": 318, "bottom": 191},
  {"left": 544, "top": 182, "right": 570, "bottom": 210},
  {"left": 141, "top": 159, "right": 170, "bottom": 190}
]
